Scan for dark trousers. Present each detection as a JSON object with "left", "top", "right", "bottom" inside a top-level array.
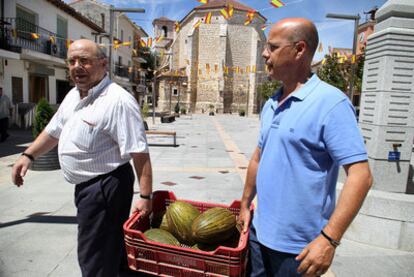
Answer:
[
  {"left": 75, "top": 162, "right": 134, "bottom": 277},
  {"left": 0, "top": 117, "right": 9, "bottom": 141},
  {"left": 247, "top": 225, "right": 301, "bottom": 277}
]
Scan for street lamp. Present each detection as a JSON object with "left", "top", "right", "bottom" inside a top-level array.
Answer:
[
  {"left": 108, "top": 6, "right": 145, "bottom": 80},
  {"left": 326, "top": 13, "right": 360, "bottom": 102}
]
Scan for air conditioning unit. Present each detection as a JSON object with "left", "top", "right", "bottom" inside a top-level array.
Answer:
[{"left": 47, "top": 40, "right": 60, "bottom": 57}]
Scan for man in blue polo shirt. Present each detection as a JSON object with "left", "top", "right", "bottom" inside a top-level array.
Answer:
[{"left": 239, "top": 18, "right": 373, "bottom": 277}]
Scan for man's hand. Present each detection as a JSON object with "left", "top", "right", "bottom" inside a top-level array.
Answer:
[
  {"left": 132, "top": 198, "right": 152, "bottom": 217},
  {"left": 12, "top": 156, "right": 32, "bottom": 187},
  {"left": 295, "top": 235, "right": 335, "bottom": 277},
  {"left": 238, "top": 206, "right": 252, "bottom": 233}
]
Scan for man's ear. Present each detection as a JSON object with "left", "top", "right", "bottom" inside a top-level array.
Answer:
[{"left": 295, "top": 41, "right": 306, "bottom": 59}]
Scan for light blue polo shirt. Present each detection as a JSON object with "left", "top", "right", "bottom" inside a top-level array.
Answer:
[{"left": 253, "top": 74, "right": 367, "bottom": 254}]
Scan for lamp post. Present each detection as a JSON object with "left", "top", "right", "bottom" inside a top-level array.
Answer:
[
  {"left": 326, "top": 13, "right": 360, "bottom": 102},
  {"left": 108, "top": 6, "right": 145, "bottom": 80}
]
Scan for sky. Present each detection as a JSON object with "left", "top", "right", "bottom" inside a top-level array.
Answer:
[{"left": 67, "top": 0, "right": 388, "bottom": 61}]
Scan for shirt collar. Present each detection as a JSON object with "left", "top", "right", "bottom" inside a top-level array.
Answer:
[
  {"left": 289, "top": 73, "right": 320, "bottom": 101},
  {"left": 75, "top": 75, "right": 112, "bottom": 110}
]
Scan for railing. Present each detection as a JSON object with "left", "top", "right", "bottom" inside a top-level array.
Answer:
[
  {"left": 114, "top": 63, "right": 130, "bottom": 79},
  {"left": 0, "top": 17, "right": 67, "bottom": 59}
]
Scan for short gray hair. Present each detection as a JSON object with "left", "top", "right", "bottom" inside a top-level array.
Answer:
[{"left": 96, "top": 45, "right": 107, "bottom": 59}]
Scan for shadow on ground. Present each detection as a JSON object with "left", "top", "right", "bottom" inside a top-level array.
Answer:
[
  {"left": 0, "top": 128, "right": 33, "bottom": 158},
  {"left": 0, "top": 212, "right": 77, "bottom": 228}
]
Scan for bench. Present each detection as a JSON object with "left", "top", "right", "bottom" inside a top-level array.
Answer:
[
  {"left": 145, "top": 130, "right": 177, "bottom": 147},
  {"left": 160, "top": 115, "right": 175, "bottom": 123}
]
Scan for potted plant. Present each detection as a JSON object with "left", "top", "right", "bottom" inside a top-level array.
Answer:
[
  {"left": 141, "top": 103, "right": 150, "bottom": 130},
  {"left": 180, "top": 107, "right": 187, "bottom": 115},
  {"left": 208, "top": 104, "right": 215, "bottom": 116},
  {"left": 31, "top": 98, "right": 60, "bottom": 171}
]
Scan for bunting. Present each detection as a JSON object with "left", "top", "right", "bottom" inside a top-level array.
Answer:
[
  {"left": 270, "top": 0, "right": 285, "bottom": 8},
  {"left": 66, "top": 39, "right": 73, "bottom": 49},
  {"left": 197, "top": 0, "right": 208, "bottom": 3},
  {"left": 175, "top": 21, "right": 181, "bottom": 33},
  {"left": 193, "top": 19, "right": 202, "bottom": 29},
  {"left": 351, "top": 55, "right": 356, "bottom": 64},
  {"left": 140, "top": 39, "right": 146, "bottom": 47},
  {"left": 147, "top": 37, "right": 152, "bottom": 48},
  {"left": 122, "top": 41, "right": 132, "bottom": 47},
  {"left": 132, "top": 49, "right": 137, "bottom": 56},
  {"left": 220, "top": 9, "right": 230, "bottom": 20},
  {"left": 261, "top": 25, "right": 268, "bottom": 31},
  {"left": 49, "top": 35, "right": 56, "bottom": 44},
  {"left": 204, "top": 12, "right": 212, "bottom": 24},
  {"left": 31, "top": 33, "right": 40, "bottom": 39},
  {"left": 156, "top": 35, "right": 164, "bottom": 43}
]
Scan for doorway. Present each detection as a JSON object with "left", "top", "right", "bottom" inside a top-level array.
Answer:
[{"left": 29, "top": 75, "right": 48, "bottom": 103}]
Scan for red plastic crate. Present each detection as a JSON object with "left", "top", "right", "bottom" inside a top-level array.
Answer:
[{"left": 123, "top": 191, "right": 251, "bottom": 276}]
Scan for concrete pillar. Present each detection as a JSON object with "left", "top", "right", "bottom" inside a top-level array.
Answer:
[{"left": 359, "top": 0, "right": 414, "bottom": 193}]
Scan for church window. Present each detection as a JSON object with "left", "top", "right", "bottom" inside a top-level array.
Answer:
[{"left": 162, "top": 26, "right": 168, "bottom": 37}]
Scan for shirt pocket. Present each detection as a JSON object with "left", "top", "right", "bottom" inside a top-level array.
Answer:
[{"left": 71, "top": 117, "right": 99, "bottom": 151}]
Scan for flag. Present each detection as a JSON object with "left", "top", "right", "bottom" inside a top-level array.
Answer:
[
  {"left": 197, "top": 0, "right": 208, "bottom": 3},
  {"left": 228, "top": 4, "right": 234, "bottom": 17},
  {"left": 270, "top": 0, "right": 285, "bottom": 8},
  {"left": 175, "top": 21, "right": 181, "bottom": 32},
  {"left": 220, "top": 9, "right": 230, "bottom": 20},
  {"left": 66, "top": 39, "right": 73, "bottom": 49},
  {"left": 246, "top": 65, "right": 250, "bottom": 73},
  {"left": 351, "top": 55, "right": 356, "bottom": 64},
  {"left": 31, "top": 33, "right": 40, "bottom": 39},
  {"left": 244, "top": 19, "right": 252, "bottom": 26},
  {"left": 122, "top": 41, "right": 132, "bottom": 46},
  {"left": 321, "top": 58, "right": 326, "bottom": 65},
  {"left": 156, "top": 35, "right": 164, "bottom": 43},
  {"left": 318, "top": 42, "right": 323, "bottom": 53},
  {"left": 204, "top": 12, "right": 212, "bottom": 24},
  {"left": 261, "top": 25, "right": 268, "bottom": 31},
  {"left": 247, "top": 11, "right": 255, "bottom": 21},
  {"left": 193, "top": 19, "right": 202, "bottom": 29},
  {"left": 252, "top": 65, "right": 256, "bottom": 73},
  {"left": 49, "top": 35, "right": 56, "bottom": 44},
  {"left": 140, "top": 39, "right": 146, "bottom": 47},
  {"left": 147, "top": 37, "right": 152, "bottom": 47}
]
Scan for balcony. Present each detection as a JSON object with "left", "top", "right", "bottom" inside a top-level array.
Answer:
[{"left": 0, "top": 18, "right": 67, "bottom": 59}]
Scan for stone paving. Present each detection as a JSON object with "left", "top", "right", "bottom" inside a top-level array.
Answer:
[{"left": 0, "top": 114, "right": 413, "bottom": 277}]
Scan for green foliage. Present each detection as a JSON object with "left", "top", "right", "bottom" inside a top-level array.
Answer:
[
  {"left": 317, "top": 53, "right": 347, "bottom": 92},
  {"left": 138, "top": 47, "right": 156, "bottom": 81},
  {"left": 141, "top": 103, "right": 150, "bottom": 120},
  {"left": 208, "top": 104, "right": 215, "bottom": 111},
  {"left": 32, "top": 98, "right": 54, "bottom": 138},
  {"left": 317, "top": 49, "right": 365, "bottom": 96},
  {"left": 180, "top": 107, "right": 187, "bottom": 114},
  {"left": 257, "top": 80, "right": 281, "bottom": 102}
]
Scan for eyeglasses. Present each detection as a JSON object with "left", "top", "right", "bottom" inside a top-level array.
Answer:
[
  {"left": 66, "top": 57, "right": 101, "bottom": 67},
  {"left": 264, "top": 41, "right": 298, "bottom": 53}
]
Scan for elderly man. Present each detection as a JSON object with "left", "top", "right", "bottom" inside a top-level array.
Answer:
[
  {"left": 239, "top": 18, "right": 373, "bottom": 277},
  {"left": 0, "top": 84, "right": 12, "bottom": 142},
  {"left": 12, "top": 39, "right": 153, "bottom": 277}
]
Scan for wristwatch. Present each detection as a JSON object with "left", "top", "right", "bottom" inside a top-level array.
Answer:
[{"left": 140, "top": 193, "right": 153, "bottom": 200}]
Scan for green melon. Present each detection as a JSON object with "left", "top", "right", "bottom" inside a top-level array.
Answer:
[
  {"left": 166, "top": 201, "right": 200, "bottom": 244},
  {"left": 192, "top": 207, "right": 237, "bottom": 244},
  {"left": 144, "top": 228, "right": 180, "bottom": 246}
]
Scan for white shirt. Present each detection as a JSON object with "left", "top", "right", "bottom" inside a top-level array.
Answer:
[{"left": 45, "top": 76, "right": 148, "bottom": 184}]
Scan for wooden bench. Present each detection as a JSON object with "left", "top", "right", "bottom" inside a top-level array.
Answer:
[{"left": 145, "top": 130, "right": 177, "bottom": 147}]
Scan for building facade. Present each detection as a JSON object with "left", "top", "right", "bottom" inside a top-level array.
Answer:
[
  {"left": 0, "top": 0, "right": 106, "bottom": 127},
  {"left": 155, "top": 0, "right": 267, "bottom": 115},
  {"left": 69, "top": 0, "right": 148, "bottom": 99}
]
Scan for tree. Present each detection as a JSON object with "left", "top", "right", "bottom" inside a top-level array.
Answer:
[
  {"left": 255, "top": 80, "right": 281, "bottom": 113},
  {"left": 32, "top": 98, "right": 54, "bottom": 138},
  {"left": 317, "top": 53, "right": 347, "bottom": 92}
]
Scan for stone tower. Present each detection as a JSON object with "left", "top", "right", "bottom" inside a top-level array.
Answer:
[{"left": 159, "top": 0, "right": 267, "bottom": 115}]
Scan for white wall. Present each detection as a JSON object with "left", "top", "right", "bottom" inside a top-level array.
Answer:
[
  {"left": 114, "top": 15, "right": 135, "bottom": 70},
  {"left": 4, "top": 59, "right": 28, "bottom": 102}
]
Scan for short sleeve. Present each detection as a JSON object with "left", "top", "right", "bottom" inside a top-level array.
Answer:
[
  {"left": 45, "top": 106, "right": 63, "bottom": 139},
  {"left": 322, "top": 99, "right": 367, "bottom": 166},
  {"left": 110, "top": 96, "right": 148, "bottom": 158}
]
